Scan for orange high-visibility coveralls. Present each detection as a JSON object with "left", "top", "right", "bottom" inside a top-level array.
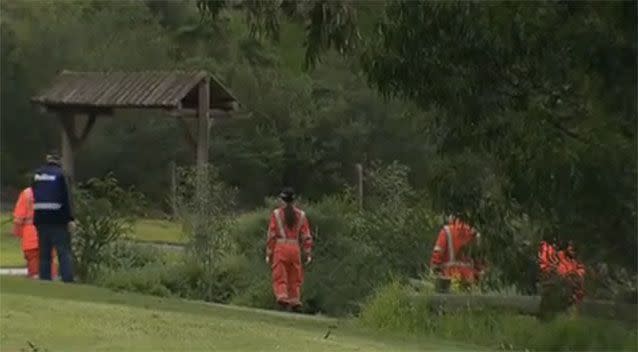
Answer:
[
  {"left": 430, "top": 219, "right": 481, "bottom": 284},
  {"left": 266, "top": 206, "right": 313, "bottom": 307},
  {"left": 13, "top": 187, "right": 57, "bottom": 278},
  {"left": 538, "top": 241, "right": 586, "bottom": 304}
]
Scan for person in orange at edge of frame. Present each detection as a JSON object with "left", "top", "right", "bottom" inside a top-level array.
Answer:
[
  {"left": 430, "top": 214, "right": 484, "bottom": 286},
  {"left": 266, "top": 187, "right": 313, "bottom": 312},
  {"left": 538, "top": 239, "right": 586, "bottom": 305},
  {"left": 12, "top": 184, "right": 58, "bottom": 279}
]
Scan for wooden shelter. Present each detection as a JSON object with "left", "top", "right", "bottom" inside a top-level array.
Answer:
[{"left": 31, "top": 70, "right": 240, "bottom": 180}]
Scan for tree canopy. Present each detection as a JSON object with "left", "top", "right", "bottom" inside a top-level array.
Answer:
[{"left": 197, "top": 0, "right": 637, "bottom": 272}]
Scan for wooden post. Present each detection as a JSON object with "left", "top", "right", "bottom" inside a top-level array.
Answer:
[
  {"left": 356, "top": 163, "right": 363, "bottom": 211},
  {"left": 196, "top": 77, "right": 210, "bottom": 197},
  {"left": 60, "top": 113, "right": 76, "bottom": 182},
  {"left": 197, "top": 78, "right": 210, "bottom": 171},
  {"left": 170, "top": 161, "right": 177, "bottom": 219},
  {"left": 56, "top": 112, "right": 96, "bottom": 184}
]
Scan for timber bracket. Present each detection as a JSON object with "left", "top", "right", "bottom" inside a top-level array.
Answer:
[{"left": 58, "top": 113, "right": 97, "bottom": 150}]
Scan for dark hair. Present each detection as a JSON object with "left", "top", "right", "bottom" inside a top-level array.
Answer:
[
  {"left": 279, "top": 187, "right": 297, "bottom": 228},
  {"left": 283, "top": 201, "right": 297, "bottom": 229}
]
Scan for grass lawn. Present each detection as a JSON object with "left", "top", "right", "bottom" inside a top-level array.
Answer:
[
  {"left": 131, "top": 219, "right": 185, "bottom": 244},
  {"left": 0, "top": 215, "right": 185, "bottom": 268},
  {"left": 0, "top": 277, "right": 475, "bottom": 352},
  {"left": 0, "top": 213, "right": 24, "bottom": 267}
]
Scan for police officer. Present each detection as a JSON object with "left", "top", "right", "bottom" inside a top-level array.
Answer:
[{"left": 32, "top": 152, "right": 75, "bottom": 282}]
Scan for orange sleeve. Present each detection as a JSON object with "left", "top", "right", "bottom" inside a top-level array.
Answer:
[
  {"left": 266, "top": 212, "right": 278, "bottom": 257},
  {"left": 12, "top": 190, "right": 28, "bottom": 237},
  {"left": 430, "top": 229, "right": 447, "bottom": 268},
  {"left": 13, "top": 190, "right": 28, "bottom": 219},
  {"left": 300, "top": 215, "right": 313, "bottom": 255}
]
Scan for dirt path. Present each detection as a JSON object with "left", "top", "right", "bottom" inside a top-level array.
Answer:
[{"left": 0, "top": 267, "right": 27, "bottom": 275}]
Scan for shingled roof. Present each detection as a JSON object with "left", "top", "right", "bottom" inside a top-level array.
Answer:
[{"left": 31, "top": 70, "right": 238, "bottom": 111}]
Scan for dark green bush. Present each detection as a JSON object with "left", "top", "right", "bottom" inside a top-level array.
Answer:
[
  {"left": 96, "top": 253, "right": 253, "bottom": 304},
  {"left": 300, "top": 195, "right": 374, "bottom": 315},
  {"left": 100, "top": 241, "right": 166, "bottom": 270},
  {"left": 73, "top": 175, "right": 144, "bottom": 282},
  {"left": 226, "top": 194, "right": 381, "bottom": 315},
  {"left": 175, "top": 165, "right": 237, "bottom": 268},
  {"left": 195, "top": 254, "right": 253, "bottom": 303},
  {"left": 96, "top": 265, "right": 173, "bottom": 297},
  {"left": 224, "top": 162, "right": 443, "bottom": 316},
  {"left": 232, "top": 209, "right": 270, "bottom": 260},
  {"left": 230, "top": 266, "right": 277, "bottom": 310}
]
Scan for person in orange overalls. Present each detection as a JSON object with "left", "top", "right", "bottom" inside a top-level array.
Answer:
[
  {"left": 538, "top": 240, "right": 586, "bottom": 305},
  {"left": 266, "top": 188, "right": 313, "bottom": 312},
  {"left": 430, "top": 214, "right": 482, "bottom": 285},
  {"left": 12, "top": 186, "right": 57, "bottom": 279}
]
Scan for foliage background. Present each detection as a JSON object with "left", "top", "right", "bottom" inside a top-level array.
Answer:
[{"left": 1, "top": 0, "right": 635, "bottom": 299}]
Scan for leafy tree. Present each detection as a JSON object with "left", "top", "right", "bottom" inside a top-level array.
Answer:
[
  {"left": 360, "top": 1, "right": 637, "bottom": 273},
  {"left": 197, "top": 0, "right": 637, "bottom": 284},
  {"left": 196, "top": 0, "right": 360, "bottom": 69}
]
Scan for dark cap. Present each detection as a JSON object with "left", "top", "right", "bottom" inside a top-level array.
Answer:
[
  {"left": 46, "top": 151, "right": 61, "bottom": 165},
  {"left": 279, "top": 187, "right": 295, "bottom": 202}
]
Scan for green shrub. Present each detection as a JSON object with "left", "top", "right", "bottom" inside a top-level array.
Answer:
[
  {"left": 96, "top": 265, "right": 172, "bottom": 297},
  {"left": 360, "top": 282, "right": 638, "bottom": 351},
  {"left": 527, "top": 317, "right": 637, "bottom": 351},
  {"left": 196, "top": 254, "right": 253, "bottom": 303},
  {"left": 587, "top": 263, "right": 638, "bottom": 303},
  {"left": 232, "top": 209, "right": 270, "bottom": 260},
  {"left": 175, "top": 165, "right": 237, "bottom": 268},
  {"left": 230, "top": 270, "right": 278, "bottom": 310},
  {"left": 73, "top": 175, "right": 144, "bottom": 282},
  {"left": 227, "top": 194, "right": 385, "bottom": 315},
  {"left": 100, "top": 241, "right": 166, "bottom": 270},
  {"left": 95, "top": 253, "right": 253, "bottom": 304},
  {"left": 225, "top": 162, "right": 443, "bottom": 316},
  {"left": 359, "top": 280, "right": 423, "bottom": 332}
]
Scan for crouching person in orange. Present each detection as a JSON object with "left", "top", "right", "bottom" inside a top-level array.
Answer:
[
  {"left": 265, "top": 188, "right": 313, "bottom": 312},
  {"left": 538, "top": 240, "right": 586, "bottom": 306},
  {"left": 12, "top": 186, "right": 58, "bottom": 279},
  {"left": 430, "top": 214, "right": 482, "bottom": 286}
]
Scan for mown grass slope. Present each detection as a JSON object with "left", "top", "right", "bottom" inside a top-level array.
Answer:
[{"left": 0, "top": 277, "right": 475, "bottom": 351}]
